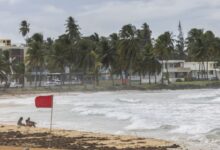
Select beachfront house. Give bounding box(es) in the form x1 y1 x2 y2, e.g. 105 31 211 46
158 60 220 83
184 61 219 80
160 60 191 82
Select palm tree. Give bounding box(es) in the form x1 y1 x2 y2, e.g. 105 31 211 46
65 17 81 75
0 51 10 89
154 32 174 84
137 23 152 49
77 38 96 86
19 20 30 39
65 16 80 41
136 23 153 84
26 33 45 87
89 33 100 42
90 50 102 86
118 24 140 85
108 33 121 85
47 36 69 74
99 37 113 84
186 29 206 79
203 31 215 79
213 37 220 79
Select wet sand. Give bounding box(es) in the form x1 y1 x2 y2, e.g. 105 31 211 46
0 125 180 150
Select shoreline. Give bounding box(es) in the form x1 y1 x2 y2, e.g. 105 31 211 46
0 124 180 150
1 80 220 96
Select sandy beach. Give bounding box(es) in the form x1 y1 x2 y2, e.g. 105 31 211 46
0 124 180 150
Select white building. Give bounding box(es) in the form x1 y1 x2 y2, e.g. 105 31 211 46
160 60 219 82
0 39 11 47
184 61 218 80
160 60 191 82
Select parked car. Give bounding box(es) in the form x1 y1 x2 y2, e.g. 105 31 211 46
9 82 22 88
210 77 218 81
44 79 61 87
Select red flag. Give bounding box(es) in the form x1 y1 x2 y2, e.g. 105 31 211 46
35 95 53 108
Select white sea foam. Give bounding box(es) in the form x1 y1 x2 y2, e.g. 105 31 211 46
125 117 159 131
171 125 211 134
211 97 220 103
0 98 34 105
178 93 217 100
116 98 141 103
0 89 220 149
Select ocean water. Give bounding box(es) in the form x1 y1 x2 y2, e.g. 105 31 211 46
0 89 220 149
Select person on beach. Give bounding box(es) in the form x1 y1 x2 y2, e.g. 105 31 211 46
25 117 36 127
17 117 25 126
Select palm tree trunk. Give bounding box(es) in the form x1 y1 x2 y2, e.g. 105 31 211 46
215 68 218 80
38 68 42 87
110 72 115 86
93 73 96 88
129 64 132 86
96 72 99 86
34 67 38 88
202 61 205 79
165 60 170 84
198 62 201 80
120 71 124 85
148 72 151 84
206 60 209 80
84 73 87 89
30 73 32 86
161 60 164 84
139 72 142 85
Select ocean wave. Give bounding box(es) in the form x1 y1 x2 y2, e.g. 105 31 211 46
0 98 34 105
178 92 219 100
171 125 211 134
125 118 159 131
159 125 177 130
116 98 141 103
206 128 220 139
71 106 131 120
211 97 220 103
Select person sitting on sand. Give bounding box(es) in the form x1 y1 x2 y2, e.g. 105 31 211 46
17 117 25 126
25 117 36 127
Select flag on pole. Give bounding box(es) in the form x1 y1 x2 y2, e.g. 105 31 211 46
35 95 54 133
35 95 53 108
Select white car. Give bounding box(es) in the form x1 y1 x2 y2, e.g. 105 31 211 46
10 82 22 88
44 79 61 86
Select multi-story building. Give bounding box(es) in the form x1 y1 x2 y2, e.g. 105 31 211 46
0 39 11 47
160 60 191 82
160 60 219 82
0 38 26 65
0 38 27 86
184 61 218 80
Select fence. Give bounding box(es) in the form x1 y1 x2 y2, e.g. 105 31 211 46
2 72 196 90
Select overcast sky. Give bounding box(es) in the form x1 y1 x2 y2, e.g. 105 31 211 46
1 0 220 43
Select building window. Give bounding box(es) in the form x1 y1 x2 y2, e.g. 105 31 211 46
169 64 174 68
209 71 214 75
174 63 180 68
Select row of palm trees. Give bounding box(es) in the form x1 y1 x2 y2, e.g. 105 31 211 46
3 17 220 87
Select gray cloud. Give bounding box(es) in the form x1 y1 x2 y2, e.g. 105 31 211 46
0 0 219 43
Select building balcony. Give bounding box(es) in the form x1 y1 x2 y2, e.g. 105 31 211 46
162 67 191 73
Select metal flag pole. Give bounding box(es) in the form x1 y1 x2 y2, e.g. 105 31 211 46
49 95 54 133
50 106 53 133
48 96 54 149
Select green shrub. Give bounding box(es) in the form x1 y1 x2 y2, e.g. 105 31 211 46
176 79 183 82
